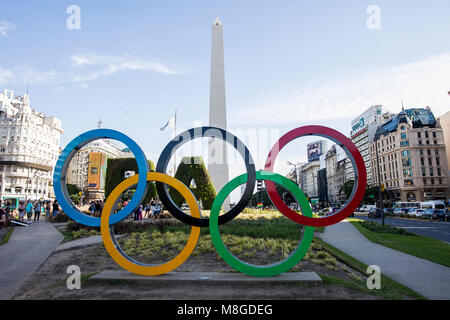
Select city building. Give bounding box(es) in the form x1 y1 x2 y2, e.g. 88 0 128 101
438 110 450 178
66 139 130 201
345 105 394 185
370 107 449 203
325 145 347 204
299 160 320 200
0 89 63 204
307 140 328 162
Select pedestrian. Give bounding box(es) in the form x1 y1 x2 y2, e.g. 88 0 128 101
45 201 51 221
26 201 34 223
94 200 101 217
34 201 41 222
153 201 162 220
52 200 60 217
0 206 6 230
144 202 151 219
18 202 26 222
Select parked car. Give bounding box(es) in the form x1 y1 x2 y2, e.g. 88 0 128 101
393 208 409 216
368 208 382 218
408 208 425 218
383 208 394 216
423 209 446 221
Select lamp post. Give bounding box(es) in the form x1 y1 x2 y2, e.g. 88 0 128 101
286 161 305 210
375 136 385 226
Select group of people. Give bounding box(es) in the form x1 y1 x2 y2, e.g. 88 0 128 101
88 200 104 217
134 200 162 221
0 200 61 227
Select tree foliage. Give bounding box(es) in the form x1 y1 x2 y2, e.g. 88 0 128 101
66 184 80 196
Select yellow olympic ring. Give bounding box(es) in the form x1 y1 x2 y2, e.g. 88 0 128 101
101 172 201 276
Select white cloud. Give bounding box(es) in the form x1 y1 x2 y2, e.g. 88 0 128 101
69 53 177 84
232 53 450 124
0 20 16 38
0 53 177 88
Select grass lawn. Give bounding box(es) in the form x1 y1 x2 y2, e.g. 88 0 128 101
0 227 15 246
348 219 450 268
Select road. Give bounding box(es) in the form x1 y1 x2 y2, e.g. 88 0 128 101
355 213 450 243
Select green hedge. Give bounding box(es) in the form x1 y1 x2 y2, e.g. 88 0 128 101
169 156 217 209
104 158 157 204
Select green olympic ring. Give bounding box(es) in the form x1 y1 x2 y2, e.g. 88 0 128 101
209 171 315 277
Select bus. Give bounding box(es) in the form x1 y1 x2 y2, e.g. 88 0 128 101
393 202 421 210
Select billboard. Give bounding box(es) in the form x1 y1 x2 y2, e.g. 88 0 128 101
307 141 324 162
87 152 108 190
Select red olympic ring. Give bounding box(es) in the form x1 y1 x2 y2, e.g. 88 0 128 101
264 125 367 227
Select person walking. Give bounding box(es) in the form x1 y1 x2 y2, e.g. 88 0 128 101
45 201 51 221
34 201 42 222
26 201 34 223
94 200 101 217
144 203 151 219
52 200 60 217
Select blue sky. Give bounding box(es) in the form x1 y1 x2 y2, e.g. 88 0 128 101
1 0 450 199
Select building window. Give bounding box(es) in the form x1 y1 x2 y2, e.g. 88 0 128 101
428 158 432 166
425 131 429 138
430 168 433 176
401 150 411 156
436 157 440 166
403 169 412 177
437 168 441 176
401 132 407 140
418 132 422 138
422 168 426 176
404 179 414 186
419 149 424 156
427 149 431 156
439 178 443 185
402 158 411 167
400 141 409 146
421 158 424 166
423 179 427 185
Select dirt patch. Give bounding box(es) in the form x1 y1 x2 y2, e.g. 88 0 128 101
13 244 380 300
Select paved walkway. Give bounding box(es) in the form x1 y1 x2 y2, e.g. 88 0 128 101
0 221 63 300
322 220 450 300
55 234 123 252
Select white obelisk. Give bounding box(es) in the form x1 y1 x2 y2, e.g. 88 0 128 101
208 17 230 210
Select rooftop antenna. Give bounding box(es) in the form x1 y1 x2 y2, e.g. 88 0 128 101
96 118 103 129
401 98 405 112
26 81 30 95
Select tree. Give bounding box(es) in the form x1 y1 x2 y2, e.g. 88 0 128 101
66 184 80 196
339 180 354 200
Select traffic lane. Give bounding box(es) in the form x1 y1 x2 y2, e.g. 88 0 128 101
355 215 450 244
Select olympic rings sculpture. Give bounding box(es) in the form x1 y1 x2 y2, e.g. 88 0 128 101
53 126 366 277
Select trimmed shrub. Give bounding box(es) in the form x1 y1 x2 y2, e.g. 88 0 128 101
168 156 217 210
104 158 157 203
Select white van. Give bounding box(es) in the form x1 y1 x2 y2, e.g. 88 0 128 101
420 201 446 210
360 205 376 212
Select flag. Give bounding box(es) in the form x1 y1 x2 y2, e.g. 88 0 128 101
160 116 175 132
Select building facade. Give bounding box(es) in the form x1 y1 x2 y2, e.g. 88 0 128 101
345 105 394 185
438 110 450 178
0 89 63 203
370 107 449 203
325 145 347 204
299 160 320 199
66 139 130 200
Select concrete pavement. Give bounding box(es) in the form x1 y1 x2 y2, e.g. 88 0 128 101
322 220 450 300
0 221 63 300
